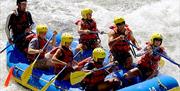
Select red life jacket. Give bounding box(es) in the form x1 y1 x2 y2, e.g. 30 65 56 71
75 19 99 40
27 36 47 62
9 10 33 36
109 24 131 52
54 46 73 68
138 42 164 70
82 57 108 85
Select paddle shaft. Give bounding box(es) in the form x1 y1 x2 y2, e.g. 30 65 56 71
89 31 107 34
0 44 11 54
154 51 180 67
73 49 82 59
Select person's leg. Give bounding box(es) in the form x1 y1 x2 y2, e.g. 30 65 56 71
103 77 122 91
34 59 49 70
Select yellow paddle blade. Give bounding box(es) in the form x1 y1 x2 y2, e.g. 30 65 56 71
168 87 180 91
70 71 91 85
21 63 34 84
159 58 165 68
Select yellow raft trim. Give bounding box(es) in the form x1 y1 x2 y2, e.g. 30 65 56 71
13 77 39 91
14 66 67 91
168 87 180 91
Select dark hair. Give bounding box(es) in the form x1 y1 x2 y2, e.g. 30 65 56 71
17 0 27 5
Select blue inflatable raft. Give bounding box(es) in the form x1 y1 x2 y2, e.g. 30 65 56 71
6 31 179 91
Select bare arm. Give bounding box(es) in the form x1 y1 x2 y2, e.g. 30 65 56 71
52 49 67 66
108 31 124 47
28 38 42 54
129 33 141 50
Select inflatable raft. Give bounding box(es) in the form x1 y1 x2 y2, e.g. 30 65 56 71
6 31 179 91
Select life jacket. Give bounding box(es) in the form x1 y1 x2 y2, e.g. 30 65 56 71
75 19 99 41
54 46 73 69
109 24 131 52
82 57 108 85
27 36 47 62
9 9 33 36
138 42 164 70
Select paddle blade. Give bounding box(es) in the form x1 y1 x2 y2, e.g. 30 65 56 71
21 64 33 84
70 71 90 85
159 58 165 68
4 67 14 87
168 87 180 91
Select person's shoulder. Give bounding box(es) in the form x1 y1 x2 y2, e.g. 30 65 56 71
30 37 38 43
26 11 32 15
75 19 83 25
8 11 16 17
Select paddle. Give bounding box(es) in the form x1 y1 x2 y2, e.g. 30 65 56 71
159 58 165 68
41 65 66 91
4 67 14 87
40 49 83 90
0 44 12 54
70 63 115 85
21 34 55 84
153 51 180 68
89 31 107 34
130 43 137 58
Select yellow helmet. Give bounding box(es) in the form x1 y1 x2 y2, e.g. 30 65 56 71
150 32 163 43
81 8 93 19
93 48 106 62
36 24 48 34
61 33 73 46
114 17 125 25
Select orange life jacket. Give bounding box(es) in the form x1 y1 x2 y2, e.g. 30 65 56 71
81 57 108 85
75 19 99 41
138 42 164 70
27 36 47 62
109 24 131 52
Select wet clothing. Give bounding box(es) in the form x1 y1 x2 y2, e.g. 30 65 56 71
137 42 165 80
53 46 74 80
6 9 34 51
75 19 99 50
109 24 132 66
